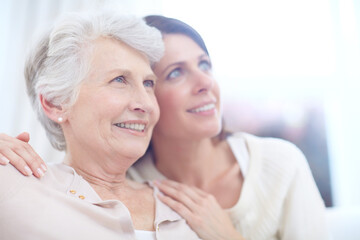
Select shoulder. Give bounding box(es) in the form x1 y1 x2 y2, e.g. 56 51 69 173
239 132 302 154
0 163 71 202
234 132 312 192
238 132 307 169
0 163 35 184
0 164 36 201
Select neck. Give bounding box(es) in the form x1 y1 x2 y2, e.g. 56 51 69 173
63 147 137 198
151 134 226 188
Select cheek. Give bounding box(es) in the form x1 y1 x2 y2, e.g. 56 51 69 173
213 81 221 98
77 91 124 121
212 82 221 108
151 96 160 124
155 86 184 115
94 95 121 117
70 100 106 128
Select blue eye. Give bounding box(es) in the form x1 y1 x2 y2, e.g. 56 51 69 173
167 68 182 80
199 61 211 71
112 76 126 83
144 80 155 88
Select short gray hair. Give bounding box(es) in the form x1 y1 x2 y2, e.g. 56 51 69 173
25 11 164 151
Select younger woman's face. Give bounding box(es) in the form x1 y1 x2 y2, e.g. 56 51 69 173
152 34 221 141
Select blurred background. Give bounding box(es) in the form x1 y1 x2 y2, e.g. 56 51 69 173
0 0 359 237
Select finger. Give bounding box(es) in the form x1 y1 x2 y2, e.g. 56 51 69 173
0 153 10 165
191 186 208 198
1 133 47 177
159 180 220 213
155 181 201 212
157 193 195 220
0 149 33 176
16 132 30 142
17 142 47 176
0 141 45 178
159 180 204 203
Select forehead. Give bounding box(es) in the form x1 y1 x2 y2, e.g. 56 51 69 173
89 37 153 75
152 34 207 73
162 34 206 57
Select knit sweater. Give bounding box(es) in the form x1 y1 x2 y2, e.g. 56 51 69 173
128 133 329 240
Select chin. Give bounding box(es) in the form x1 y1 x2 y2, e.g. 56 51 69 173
206 128 222 138
122 151 146 163
206 119 222 135
193 123 222 139
121 143 149 160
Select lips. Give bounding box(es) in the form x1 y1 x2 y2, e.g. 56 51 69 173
187 103 216 113
114 121 147 132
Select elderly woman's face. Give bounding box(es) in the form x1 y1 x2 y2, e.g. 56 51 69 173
152 34 221 140
64 38 159 160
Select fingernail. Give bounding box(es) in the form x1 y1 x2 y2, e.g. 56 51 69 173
37 168 44 177
24 166 33 175
41 164 47 172
0 156 10 165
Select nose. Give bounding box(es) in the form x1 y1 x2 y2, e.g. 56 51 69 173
129 86 156 114
192 70 214 94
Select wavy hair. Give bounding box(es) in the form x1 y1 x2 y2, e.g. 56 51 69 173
25 11 164 151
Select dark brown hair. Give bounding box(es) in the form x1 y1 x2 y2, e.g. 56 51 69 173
144 15 209 56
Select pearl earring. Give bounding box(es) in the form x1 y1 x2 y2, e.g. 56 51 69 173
58 117 63 123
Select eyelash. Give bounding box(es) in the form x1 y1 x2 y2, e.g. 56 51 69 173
143 80 155 88
111 76 155 89
199 60 212 71
111 76 126 84
166 68 182 80
166 60 212 80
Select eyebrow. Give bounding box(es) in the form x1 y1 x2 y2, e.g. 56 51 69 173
103 68 129 80
145 73 157 82
160 53 209 76
160 62 183 76
103 68 156 82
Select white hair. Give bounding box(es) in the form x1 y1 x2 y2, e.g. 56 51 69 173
25 11 164 151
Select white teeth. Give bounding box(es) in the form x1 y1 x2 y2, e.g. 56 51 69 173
190 103 215 113
115 123 146 132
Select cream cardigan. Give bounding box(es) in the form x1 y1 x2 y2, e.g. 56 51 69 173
128 133 330 240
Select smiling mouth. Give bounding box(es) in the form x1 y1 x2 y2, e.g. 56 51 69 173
114 123 146 132
188 103 216 113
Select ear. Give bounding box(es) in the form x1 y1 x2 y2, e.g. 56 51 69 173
40 94 66 123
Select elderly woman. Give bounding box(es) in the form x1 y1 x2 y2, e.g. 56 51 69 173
0 12 200 240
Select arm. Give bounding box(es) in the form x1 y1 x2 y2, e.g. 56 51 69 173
154 180 245 240
278 149 330 240
0 132 46 178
